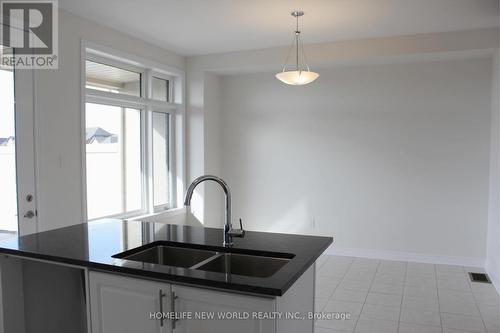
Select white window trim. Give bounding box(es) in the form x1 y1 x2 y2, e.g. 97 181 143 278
80 40 186 222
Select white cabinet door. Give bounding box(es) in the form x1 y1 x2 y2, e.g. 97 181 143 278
171 285 275 333
89 271 172 333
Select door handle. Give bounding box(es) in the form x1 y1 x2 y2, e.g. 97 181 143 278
24 210 35 218
159 289 166 327
171 291 179 330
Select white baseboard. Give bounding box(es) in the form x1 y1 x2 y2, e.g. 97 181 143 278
324 244 485 268
485 267 500 294
489 272 500 294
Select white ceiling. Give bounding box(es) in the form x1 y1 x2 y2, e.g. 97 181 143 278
60 0 499 56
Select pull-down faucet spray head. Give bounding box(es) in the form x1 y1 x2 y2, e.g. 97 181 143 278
184 175 244 246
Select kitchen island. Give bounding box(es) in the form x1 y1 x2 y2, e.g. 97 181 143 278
0 217 332 333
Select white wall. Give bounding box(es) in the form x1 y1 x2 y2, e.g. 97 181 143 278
203 73 224 226
487 49 500 287
217 58 492 263
186 29 498 265
33 11 185 231
185 67 206 223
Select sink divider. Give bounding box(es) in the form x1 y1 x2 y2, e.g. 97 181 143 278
189 253 224 270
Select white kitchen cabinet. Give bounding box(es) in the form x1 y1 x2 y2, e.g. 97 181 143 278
89 271 275 333
89 271 173 333
88 265 314 333
171 284 276 333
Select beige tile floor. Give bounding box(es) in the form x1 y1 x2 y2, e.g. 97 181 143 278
315 255 500 333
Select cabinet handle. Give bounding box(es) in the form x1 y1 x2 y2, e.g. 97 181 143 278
171 291 179 330
159 289 166 327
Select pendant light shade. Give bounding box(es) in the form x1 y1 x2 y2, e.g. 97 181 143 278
276 11 319 86
276 70 319 85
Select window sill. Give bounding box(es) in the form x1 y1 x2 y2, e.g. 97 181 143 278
129 207 186 222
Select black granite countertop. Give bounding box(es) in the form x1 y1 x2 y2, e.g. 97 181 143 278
0 218 332 296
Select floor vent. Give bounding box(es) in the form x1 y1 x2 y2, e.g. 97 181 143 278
469 272 492 283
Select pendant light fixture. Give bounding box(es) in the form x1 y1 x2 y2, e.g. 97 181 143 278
276 11 319 85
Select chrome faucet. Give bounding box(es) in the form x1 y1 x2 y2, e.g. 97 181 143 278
184 175 245 247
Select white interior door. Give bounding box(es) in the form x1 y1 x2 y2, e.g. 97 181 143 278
14 68 38 235
0 46 38 236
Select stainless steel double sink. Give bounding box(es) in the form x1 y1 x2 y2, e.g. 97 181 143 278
113 243 294 278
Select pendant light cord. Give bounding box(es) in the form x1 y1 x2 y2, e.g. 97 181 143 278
299 35 310 72
282 34 297 72
295 13 300 71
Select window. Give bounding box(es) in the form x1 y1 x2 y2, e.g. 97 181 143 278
84 50 181 220
152 112 169 208
85 104 142 219
152 77 169 101
86 60 141 97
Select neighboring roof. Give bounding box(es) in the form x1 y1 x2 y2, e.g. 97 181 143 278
0 136 14 146
86 127 112 140
86 127 118 144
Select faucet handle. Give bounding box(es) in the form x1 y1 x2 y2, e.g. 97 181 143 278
228 218 245 238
